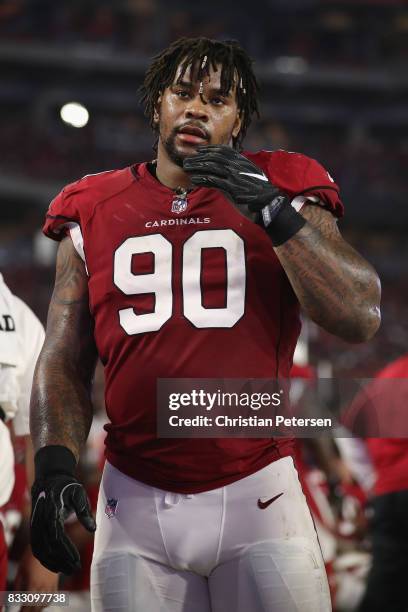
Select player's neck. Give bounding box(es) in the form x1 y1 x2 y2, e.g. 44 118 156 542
155 146 193 191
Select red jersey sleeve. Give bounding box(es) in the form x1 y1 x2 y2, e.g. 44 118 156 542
300 156 343 218
43 181 83 241
43 168 133 241
246 150 344 218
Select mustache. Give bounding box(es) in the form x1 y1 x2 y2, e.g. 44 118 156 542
175 122 210 141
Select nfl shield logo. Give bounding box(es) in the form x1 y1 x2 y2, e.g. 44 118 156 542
105 498 118 518
171 196 188 214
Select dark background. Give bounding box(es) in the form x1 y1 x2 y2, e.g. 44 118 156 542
0 0 407 375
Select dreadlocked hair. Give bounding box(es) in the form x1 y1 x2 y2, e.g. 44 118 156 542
139 37 260 150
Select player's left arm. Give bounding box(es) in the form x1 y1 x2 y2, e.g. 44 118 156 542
275 203 381 343
184 145 381 343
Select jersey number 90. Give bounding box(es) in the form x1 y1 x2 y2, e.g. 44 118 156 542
113 229 246 334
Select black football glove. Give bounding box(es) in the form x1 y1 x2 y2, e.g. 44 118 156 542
183 145 305 245
30 446 96 575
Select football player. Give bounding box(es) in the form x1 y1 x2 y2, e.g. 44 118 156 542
30 38 381 611
347 355 408 612
0 273 58 611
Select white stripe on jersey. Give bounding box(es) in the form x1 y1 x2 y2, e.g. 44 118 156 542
67 223 89 275
291 195 320 212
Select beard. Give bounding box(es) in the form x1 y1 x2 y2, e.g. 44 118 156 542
161 127 189 168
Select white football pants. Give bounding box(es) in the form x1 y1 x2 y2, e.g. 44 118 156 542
91 457 331 612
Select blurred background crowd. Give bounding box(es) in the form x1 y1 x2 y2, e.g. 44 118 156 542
1 0 407 375
0 0 407 610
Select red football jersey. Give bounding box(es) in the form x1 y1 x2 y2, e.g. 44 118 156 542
365 355 408 496
43 149 342 493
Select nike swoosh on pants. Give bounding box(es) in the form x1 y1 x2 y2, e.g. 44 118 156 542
257 492 284 509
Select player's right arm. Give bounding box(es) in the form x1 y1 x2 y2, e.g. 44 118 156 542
30 236 97 458
29 237 98 575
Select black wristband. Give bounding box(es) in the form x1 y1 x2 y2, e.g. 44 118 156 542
264 203 306 247
0 405 6 422
34 445 77 480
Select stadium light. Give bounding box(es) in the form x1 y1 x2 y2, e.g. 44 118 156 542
60 102 89 128
274 56 308 75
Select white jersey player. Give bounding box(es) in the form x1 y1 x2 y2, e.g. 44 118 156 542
0 273 45 502
0 273 45 592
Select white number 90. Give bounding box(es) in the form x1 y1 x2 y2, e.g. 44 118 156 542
114 229 246 334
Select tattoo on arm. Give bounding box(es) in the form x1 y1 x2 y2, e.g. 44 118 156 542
30 237 98 460
53 243 89 306
274 204 381 342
